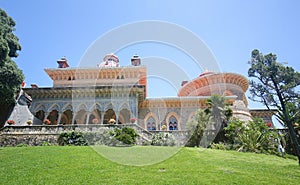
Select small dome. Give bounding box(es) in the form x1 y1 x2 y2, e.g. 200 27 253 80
98 53 120 68
199 70 215 77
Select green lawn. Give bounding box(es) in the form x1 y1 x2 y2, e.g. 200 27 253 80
0 146 299 185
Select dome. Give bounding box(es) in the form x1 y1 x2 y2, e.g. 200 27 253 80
98 53 120 68
199 70 215 77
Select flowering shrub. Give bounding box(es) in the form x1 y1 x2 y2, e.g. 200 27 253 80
266 122 272 127
7 120 15 125
151 132 176 146
44 119 51 125
130 118 136 123
109 118 115 124
92 118 98 124
27 120 33 125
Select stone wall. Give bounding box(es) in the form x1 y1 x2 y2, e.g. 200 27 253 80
0 124 194 147
0 134 59 147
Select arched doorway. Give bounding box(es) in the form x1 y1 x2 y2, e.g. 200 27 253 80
74 109 87 124
88 109 101 124
60 110 73 125
47 110 59 125
35 110 45 121
119 108 131 124
103 109 116 124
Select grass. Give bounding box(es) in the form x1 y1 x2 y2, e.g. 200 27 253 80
0 146 299 185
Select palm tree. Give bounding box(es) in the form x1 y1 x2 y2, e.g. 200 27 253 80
205 94 232 143
186 109 213 147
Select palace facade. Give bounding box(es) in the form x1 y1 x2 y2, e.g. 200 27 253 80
22 54 272 131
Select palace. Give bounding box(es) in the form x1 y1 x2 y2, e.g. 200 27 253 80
19 53 274 131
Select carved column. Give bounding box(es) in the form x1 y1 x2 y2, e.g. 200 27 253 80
71 111 77 125
100 112 105 125
44 112 50 122
85 112 91 125
57 112 63 125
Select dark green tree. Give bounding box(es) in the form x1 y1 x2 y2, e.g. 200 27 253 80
248 49 300 164
0 8 24 127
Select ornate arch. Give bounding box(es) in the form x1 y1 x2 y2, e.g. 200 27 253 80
144 112 159 131
76 103 88 112
118 102 131 112
33 104 46 113
48 103 60 113
166 112 180 131
89 103 103 112
62 103 73 112
104 103 115 112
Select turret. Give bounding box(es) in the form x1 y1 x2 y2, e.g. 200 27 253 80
131 54 141 66
57 57 69 68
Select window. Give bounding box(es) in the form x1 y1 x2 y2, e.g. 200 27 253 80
169 116 178 130
146 116 156 131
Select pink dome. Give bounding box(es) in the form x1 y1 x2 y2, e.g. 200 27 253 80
199 70 215 77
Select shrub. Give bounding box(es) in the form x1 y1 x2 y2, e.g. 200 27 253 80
113 127 138 145
58 131 88 146
44 119 51 125
210 142 227 150
16 143 28 147
26 120 33 125
40 141 52 146
224 118 279 154
7 120 15 125
151 132 176 146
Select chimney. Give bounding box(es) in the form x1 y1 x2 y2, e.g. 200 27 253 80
57 56 69 68
181 81 188 86
131 55 141 66
31 84 38 88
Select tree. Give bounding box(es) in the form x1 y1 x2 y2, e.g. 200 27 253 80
186 109 213 147
248 49 300 164
205 94 232 143
0 8 24 127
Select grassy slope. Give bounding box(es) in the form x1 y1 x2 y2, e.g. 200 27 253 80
0 146 299 185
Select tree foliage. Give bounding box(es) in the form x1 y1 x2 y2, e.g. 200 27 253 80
248 49 300 163
186 109 213 147
186 95 232 147
248 49 300 125
0 8 24 127
205 94 233 143
225 118 279 154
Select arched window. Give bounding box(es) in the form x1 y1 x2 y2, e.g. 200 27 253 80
169 116 178 131
146 116 156 131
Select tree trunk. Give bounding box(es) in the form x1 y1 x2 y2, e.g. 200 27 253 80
286 119 300 165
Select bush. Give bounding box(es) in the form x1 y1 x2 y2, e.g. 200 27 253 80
224 118 280 154
16 143 28 147
40 141 52 146
58 127 138 146
210 142 227 150
58 131 88 146
82 128 119 146
151 132 176 146
113 127 138 145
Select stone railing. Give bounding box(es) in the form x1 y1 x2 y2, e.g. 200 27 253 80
0 124 154 146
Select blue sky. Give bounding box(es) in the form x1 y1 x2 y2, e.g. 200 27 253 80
1 0 300 109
